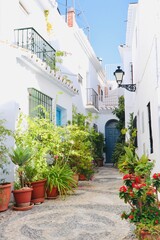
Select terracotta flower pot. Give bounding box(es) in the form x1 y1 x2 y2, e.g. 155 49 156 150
12 187 33 208
79 174 87 181
46 186 58 199
31 179 46 204
72 173 79 186
0 183 12 212
140 230 151 239
140 230 160 240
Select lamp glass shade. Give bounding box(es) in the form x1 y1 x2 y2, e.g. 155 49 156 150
114 66 125 85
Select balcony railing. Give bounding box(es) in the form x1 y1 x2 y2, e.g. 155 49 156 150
86 88 99 111
14 27 56 70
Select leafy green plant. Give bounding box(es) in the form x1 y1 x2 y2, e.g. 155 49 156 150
46 163 77 198
0 119 12 183
119 149 160 239
118 146 139 174
112 95 125 143
111 142 126 166
135 155 155 179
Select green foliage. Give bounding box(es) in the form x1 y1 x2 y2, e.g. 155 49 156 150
91 131 104 159
112 96 125 143
9 146 33 188
135 155 155 179
112 112 137 166
0 119 12 183
111 143 126 166
14 109 95 183
119 148 160 239
118 146 139 174
14 112 53 182
9 146 32 167
46 163 77 198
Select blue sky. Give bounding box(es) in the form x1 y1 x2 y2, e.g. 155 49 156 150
58 0 137 65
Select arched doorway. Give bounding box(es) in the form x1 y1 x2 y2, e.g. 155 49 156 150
105 119 120 163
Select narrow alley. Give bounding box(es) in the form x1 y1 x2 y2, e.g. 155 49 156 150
0 166 136 240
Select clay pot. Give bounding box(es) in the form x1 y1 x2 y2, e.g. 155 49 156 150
12 187 33 208
30 179 46 204
46 186 58 199
72 173 79 186
79 174 87 181
0 183 12 212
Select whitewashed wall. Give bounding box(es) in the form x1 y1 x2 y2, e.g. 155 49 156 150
122 1 160 172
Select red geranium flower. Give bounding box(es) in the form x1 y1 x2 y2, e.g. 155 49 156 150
132 183 146 189
129 215 134 219
123 174 131 180
119 186 128 192
153 173 159 179
135 176 141 184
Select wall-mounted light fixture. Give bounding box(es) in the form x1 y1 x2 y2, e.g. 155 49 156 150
113 66 136 92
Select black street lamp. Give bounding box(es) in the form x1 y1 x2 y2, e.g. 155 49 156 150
113 66 136 92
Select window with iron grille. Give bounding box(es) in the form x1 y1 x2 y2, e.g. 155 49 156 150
28 88 52 121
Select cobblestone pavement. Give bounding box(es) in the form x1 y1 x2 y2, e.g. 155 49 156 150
0 166 137 240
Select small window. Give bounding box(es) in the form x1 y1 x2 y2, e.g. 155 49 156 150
147 102 153 153
133 116 138 148
101 90 103 101
93 123 98 132
28 88 52 121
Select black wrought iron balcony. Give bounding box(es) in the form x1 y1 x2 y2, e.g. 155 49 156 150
86 88 99 112
14 27 56 70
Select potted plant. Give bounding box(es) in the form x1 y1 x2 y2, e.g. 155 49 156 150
0 119 12 212
9 145 33 210
45 162 77 199
119 150 160 239
93 131 105 167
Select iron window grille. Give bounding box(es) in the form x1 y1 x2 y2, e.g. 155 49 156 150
28 88 52 121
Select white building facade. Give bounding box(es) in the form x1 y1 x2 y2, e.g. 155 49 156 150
0 0 120 181
120 0 160 171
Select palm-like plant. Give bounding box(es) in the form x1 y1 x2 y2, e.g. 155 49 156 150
10 146 32 188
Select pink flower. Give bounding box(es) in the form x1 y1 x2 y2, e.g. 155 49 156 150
54 155 59 160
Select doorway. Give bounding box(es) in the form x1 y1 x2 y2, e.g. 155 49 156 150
105 120 120 163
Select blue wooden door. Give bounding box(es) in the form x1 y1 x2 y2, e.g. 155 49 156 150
105 120 120 163
56 107 61 126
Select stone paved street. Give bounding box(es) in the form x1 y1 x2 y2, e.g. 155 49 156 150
0 166 137 240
